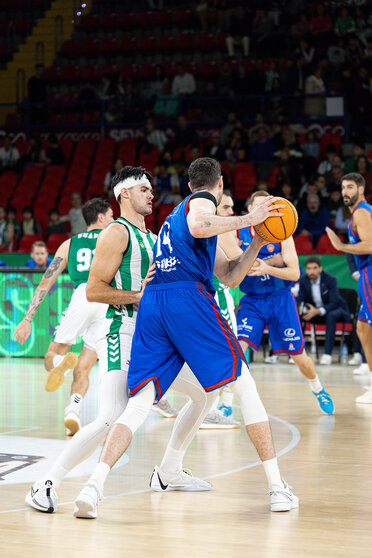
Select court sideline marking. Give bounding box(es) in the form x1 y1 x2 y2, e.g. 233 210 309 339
0 414 300 515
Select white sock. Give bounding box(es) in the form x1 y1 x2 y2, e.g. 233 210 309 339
221 388 234 407
307 375 323 394
160 446 185 475
40 463 68 490
88 462 110 495
53 354 64 368
70 393 83 407
262 457 283 488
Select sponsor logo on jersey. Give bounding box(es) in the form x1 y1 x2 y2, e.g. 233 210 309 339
284 328 296 337
156 257 181 272
239 318 253 331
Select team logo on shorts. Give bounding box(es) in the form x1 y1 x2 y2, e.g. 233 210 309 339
288 343 295 351
267 244 275 252
284 328 296 337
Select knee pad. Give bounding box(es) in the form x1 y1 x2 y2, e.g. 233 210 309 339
115 382 155 435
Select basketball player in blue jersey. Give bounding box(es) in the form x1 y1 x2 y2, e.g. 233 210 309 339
326 173 372 403
74 157 298 518
235 191 334 415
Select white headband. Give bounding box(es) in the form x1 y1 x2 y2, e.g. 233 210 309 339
114 175 151 199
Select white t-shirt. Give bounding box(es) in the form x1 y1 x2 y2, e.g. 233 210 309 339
172 73 196 96
0 146 20 166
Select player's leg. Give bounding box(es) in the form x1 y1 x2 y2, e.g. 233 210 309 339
25 319 132 513
151 364 218 491
44 341 78 392
64 346 97 436
269 291 334 415
355 320 372 403
228 362 298 511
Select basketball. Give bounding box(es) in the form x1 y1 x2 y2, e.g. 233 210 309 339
253 197 298 243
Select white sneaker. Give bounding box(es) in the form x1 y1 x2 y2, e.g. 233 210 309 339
150 465 212 492
288 357 295 364
200 409 241 429
353 363 370 375
25 480 57 513
356 389 372 404
152 398 178 418
264 355 279 364
320 354 332 365
269 478 299 512
64 402 81 436
349 352 362 366
73 480 101 519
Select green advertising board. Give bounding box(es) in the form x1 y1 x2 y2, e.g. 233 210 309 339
0 270 82 358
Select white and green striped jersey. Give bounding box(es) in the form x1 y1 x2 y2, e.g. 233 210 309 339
107 217 157 320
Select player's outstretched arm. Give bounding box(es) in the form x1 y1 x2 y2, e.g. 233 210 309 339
187 196 284 238
326 209 372 254
247 237 300 281
14 240 70 344
214 234 266 288
86 224 155 305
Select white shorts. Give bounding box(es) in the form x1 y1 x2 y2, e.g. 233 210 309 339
214 286 237 335
96 317 136 380
53 283 108 351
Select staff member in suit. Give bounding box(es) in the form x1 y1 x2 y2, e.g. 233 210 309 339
298 256 351 364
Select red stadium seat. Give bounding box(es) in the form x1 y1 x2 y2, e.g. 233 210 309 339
220 162 232 184
120 37 137 52
196 34 215 50
82 64 100 81
82 39 99 55
100 13 117 29
60 39 80 55
18 234 43 252
101 38 119 54
177 34 195 51
232 163 257 200
319 132 342 159
138 145 159 174
138 36 156 52
294 234 316 254
157 36 176 51
117 12 136 28
157 203 176 229
198 60 217 76
316 233 343 254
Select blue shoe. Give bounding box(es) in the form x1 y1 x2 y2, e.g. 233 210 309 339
218 404 233 417
312 388 335 415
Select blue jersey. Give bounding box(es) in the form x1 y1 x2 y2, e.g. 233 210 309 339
239 226 292 295
152 193 217 294
348 200 372 271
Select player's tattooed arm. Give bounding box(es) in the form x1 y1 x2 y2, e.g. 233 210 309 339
14 241 69 344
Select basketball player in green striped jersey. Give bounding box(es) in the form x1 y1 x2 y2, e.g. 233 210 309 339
14 199 113 435
201 190 242 429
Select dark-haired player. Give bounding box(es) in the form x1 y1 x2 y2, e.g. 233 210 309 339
75 157 298 519
326 172 372 403
236 191 334 415
15 199 113 434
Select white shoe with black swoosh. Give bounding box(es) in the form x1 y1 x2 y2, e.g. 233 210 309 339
150 465 212 492
269 478 298 512
25 480 57 513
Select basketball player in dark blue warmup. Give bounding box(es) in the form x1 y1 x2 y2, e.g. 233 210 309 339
326 173 372 403
74 158 298 518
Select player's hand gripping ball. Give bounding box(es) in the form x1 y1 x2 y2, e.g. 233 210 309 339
254 197 298 242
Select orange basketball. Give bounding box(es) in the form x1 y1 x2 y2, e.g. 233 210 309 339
253 197 298 243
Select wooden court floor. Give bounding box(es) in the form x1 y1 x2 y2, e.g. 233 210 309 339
1 356 372 558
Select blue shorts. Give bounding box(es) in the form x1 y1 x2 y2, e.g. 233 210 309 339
237 289 305 355
128 282 247 402
358 265 372 326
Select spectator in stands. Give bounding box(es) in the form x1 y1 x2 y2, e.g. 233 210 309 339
0 136 20 172
325 163 344 191
104 158 124 199
98 74 112 100
0 206 14 251
17 206 43 246
225 6 250 58
150 64 168 98
297 193 330 248
345 36 363 64
248 58 266 94
310 5 332 42
334 204 350 235
24 241 53 269
158 150 176 175
204 132 225 160
226 129 248 164
154 164 182 207
295 39 315 76
298 256 351 364
251 9 274 55
327 187 343 219
46 208 67 240
302 130 320 159
250 126 275 162
265 61 279 92
45 134 65 165
304 66 326 117
291 12 310 41
318 145 337 174
355 155 372 195
335 7 356 37
217 61 232 95
172 64 196 96
273 128 303 161
344 142 365 172
6 206 19 247
174 115 198 148
21 136 47 169
27 63 47 124
171 160 190 199
328 37 346 75
153 81 179 120
145 118 167 152
232 64 250 95
220 112 237 145
61 192 86 236
279 182 297 205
